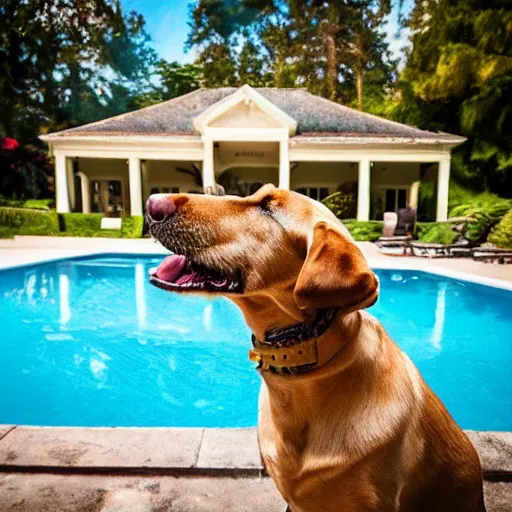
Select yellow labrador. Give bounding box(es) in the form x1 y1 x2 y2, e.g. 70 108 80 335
147 185 485 512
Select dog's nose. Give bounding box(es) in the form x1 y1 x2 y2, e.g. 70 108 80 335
145 194 177 222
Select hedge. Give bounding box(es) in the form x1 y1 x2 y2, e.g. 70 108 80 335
0 207 59 238
58 213 144 238
340 219 462 244
0 196 54 210
488 209 512 248
0 209 143 239
341 220 383 242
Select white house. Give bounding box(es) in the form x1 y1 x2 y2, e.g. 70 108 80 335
40 85 465 221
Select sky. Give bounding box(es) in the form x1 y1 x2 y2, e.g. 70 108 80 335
120 0 413 66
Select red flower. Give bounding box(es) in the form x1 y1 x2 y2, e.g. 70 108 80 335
2 137 20 150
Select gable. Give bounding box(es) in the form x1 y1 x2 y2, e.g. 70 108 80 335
193 85 298 136
209 101 283 129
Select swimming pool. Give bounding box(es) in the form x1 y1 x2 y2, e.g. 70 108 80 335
1 255 511 430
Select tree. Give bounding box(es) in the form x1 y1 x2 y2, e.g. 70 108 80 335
133 60 202 109
186 0 396 108
0 0 157 143
396 0 512 193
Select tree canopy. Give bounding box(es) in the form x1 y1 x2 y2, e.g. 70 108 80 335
0 0 157 143
392 0 512 193
1 0 510 197
186 0 397 109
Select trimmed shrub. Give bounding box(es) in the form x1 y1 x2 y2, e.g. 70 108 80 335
488 209 512 248
322 191 357 219
58 213 144 238
341 220 383 242
22 198 54 210
0 207 59 238
415 222 459 244
0 196 54 209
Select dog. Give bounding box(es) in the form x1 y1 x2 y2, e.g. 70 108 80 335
146 184 486 512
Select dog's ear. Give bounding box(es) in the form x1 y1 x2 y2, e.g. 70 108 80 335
293 221 379 315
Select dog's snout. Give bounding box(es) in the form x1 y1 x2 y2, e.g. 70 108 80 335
146 194 177 222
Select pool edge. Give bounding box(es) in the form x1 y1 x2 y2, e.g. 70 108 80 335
1 249 511 292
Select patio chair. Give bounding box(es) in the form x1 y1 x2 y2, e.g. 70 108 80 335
377 208 416 255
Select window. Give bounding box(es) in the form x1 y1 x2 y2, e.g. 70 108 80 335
384 188 407 213
149 187 180 194
295 187 329 201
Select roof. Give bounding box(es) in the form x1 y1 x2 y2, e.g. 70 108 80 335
42 87 464 142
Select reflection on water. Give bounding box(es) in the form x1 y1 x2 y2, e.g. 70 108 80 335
431 283 447 350
1 256 257 428
1 259 512 430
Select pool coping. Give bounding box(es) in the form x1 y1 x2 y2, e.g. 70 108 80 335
0 425 510 481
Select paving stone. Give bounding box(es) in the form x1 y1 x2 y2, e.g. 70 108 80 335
0 473 510 512
466 431 512 473
0 427 204 469
0 473 286 512
197 428 262 470
101 489 153 512
0 425 15 441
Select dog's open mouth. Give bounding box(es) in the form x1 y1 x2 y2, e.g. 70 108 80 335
149 254 243 293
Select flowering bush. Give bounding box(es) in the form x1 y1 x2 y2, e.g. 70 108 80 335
0 138 54 200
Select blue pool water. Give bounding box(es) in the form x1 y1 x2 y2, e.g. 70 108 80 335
1 255 511 430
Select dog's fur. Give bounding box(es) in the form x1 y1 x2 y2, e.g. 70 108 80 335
149 184 486 512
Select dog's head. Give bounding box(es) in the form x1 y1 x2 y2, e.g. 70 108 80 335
147 184 378 318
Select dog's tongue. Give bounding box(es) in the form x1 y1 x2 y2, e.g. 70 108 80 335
156 255 186 282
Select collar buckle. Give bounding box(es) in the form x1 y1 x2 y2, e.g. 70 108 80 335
249 338 318 371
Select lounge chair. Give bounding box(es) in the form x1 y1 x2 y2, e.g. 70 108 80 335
409 238 471 258
471 246 512 264
408 216 476 258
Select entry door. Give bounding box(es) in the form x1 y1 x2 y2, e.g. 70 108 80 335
385 188 407 213
90 180 124 215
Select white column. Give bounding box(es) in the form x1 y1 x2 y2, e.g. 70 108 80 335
55 154 70 213
409 180 421 210
202 138 215 193
66 158 76 211
77 172 90 213
357 159 371 221
128 157 142 216
279 140 290 189
436 159 451 221
141 160 149 204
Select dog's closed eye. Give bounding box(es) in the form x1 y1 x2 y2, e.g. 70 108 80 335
258 195 276 213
